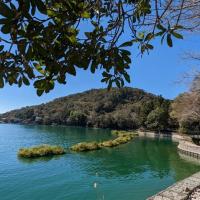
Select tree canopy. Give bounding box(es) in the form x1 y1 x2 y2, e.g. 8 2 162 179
171 71 200 135
0 0 199 95
0 87 175 131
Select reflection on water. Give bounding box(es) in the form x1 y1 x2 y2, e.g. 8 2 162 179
0 124 200 200
76 138 200 181
179 152 200 165
18 154 63 164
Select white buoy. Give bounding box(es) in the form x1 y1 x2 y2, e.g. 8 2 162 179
94 182 97 188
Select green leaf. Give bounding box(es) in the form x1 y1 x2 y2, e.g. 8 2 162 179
85 32 91 39
119 41 133 47
37 89 44 96
123 73 130 83
68 35 77 44
81 11 90 18
34 64 45 75
101 77 109 83
116 79 121 88
22 76 30 85
91 60 96 73
167 34 173 47
0 45 4 52
34 79 46 90
102 71 112 78
0 3 13 18
0 75 4 88
1 24 11 34
66 65 76 76
171 32 183 39
120 49 131 56
49 80 54 90
122 54 131 63
35 0 47 14
161 35 165 44
25 66 35 79
108 80 112 90
174 25 184 30
26 45 33 59
155 31 165 37
30 0 36 15
0 18 8 25
145 33 154 41
121 79 124 87
146 44 154 50
18 77 22 88
138 32 145 39
18 39 27 54
157 24 166 31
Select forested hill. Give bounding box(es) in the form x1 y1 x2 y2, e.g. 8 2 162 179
0 88 176 131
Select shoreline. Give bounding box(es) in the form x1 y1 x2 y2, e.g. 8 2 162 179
1 123 200 199
140 131 200 200
147 171 200 200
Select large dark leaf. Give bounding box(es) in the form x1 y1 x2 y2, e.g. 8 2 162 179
0 3 13 18
167 34 173 47
1 23 11 34
35 0 47 14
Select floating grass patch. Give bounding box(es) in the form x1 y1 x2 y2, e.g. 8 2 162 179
70 142 100 152
71 132 137 152
18 144 65 158
111 130 138 137
99 140 118 148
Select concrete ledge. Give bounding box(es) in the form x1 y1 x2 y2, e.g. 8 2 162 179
144 132 200 199
178 141 200 159
137 131 189 142
147 172 200 200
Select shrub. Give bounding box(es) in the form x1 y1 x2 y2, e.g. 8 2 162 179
18 144 65 158
111 130 137 137
71 131 137 152
99 140 118 147
70 142 100 152
179 118 200 135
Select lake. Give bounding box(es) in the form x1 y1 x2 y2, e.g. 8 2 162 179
1 124 200 200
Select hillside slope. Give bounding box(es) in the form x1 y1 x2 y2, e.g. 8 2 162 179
0 88 176 131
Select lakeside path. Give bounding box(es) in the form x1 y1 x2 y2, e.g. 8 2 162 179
147 171 200 200
138 131 200 200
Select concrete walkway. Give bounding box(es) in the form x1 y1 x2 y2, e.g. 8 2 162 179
147 171 200 200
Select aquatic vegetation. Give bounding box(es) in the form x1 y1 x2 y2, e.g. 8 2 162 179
71 132 137 152
99 140 118 148
111 130 119 135
111 130 138 137
18 145 65 158
70 142 100 152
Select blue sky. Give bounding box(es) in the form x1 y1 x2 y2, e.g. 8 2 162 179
0 30 199 114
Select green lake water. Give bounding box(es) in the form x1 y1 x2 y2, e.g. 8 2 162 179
1 124 200 200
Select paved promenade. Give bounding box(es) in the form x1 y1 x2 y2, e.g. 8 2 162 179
147 171 200 200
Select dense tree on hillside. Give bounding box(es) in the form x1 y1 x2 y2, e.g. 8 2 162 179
0 0 200 95
0 88 174 131
170 51 200 135
171 72 200 134
145 107 169 131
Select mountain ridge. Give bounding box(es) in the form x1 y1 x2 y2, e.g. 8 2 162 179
0 87 176 131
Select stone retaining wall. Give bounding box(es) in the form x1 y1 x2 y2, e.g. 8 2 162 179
147 171 200 200
137 131 190 142
178 141 200 159
145 132 200 199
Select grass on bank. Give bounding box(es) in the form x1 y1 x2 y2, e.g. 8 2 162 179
18 144 65 158
70 130 138 152
70 142 100 152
